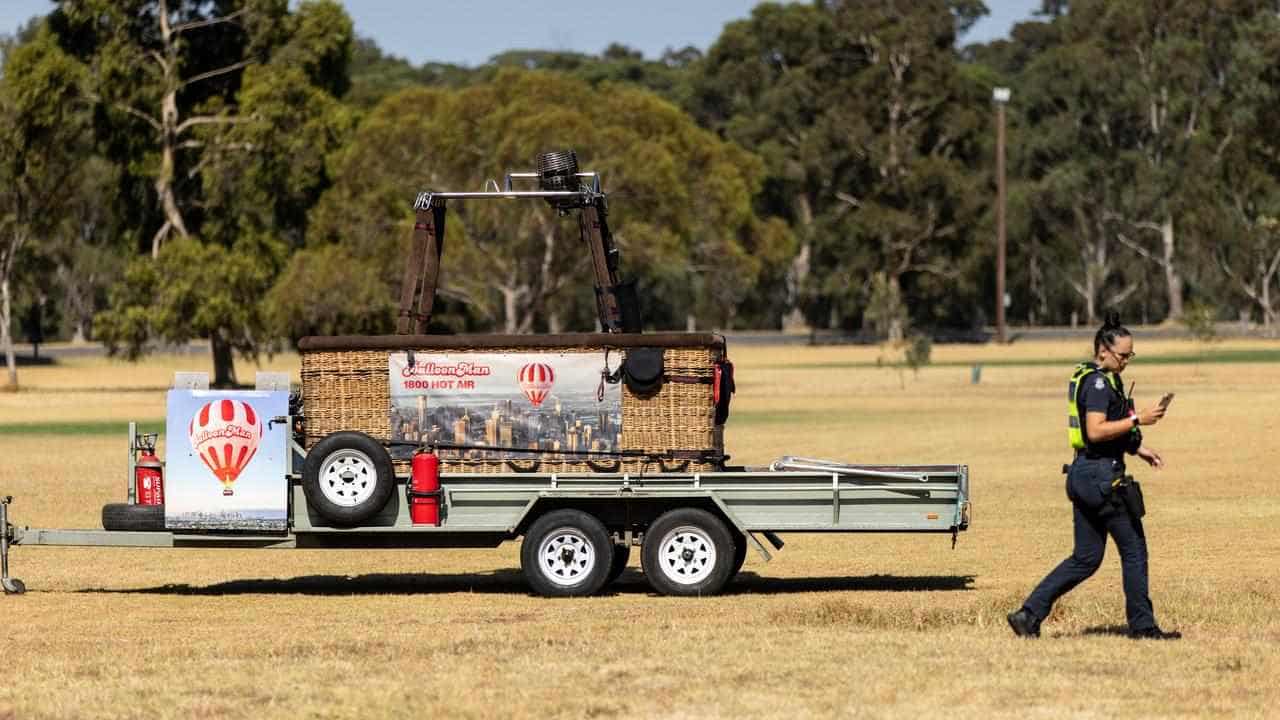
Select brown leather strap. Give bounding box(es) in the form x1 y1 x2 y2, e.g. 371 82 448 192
665 374 713 385
397 203 447 334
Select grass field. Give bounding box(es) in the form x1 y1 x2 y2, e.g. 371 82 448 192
1 338 1278 719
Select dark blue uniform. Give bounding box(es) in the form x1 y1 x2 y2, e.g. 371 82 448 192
1022 370 1157 632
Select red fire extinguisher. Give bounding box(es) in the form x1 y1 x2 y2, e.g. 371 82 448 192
409 450 441 526
135 433 164 506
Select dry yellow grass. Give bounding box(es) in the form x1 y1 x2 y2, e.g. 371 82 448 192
2 338 1278 719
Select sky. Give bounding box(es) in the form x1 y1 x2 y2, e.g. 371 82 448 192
2 1 1041 66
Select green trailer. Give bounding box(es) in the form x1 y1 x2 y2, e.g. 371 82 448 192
2 442 969 597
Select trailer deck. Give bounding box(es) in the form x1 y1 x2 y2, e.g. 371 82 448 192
2 461 968 594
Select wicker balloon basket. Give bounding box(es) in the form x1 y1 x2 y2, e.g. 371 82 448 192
297 333 727 474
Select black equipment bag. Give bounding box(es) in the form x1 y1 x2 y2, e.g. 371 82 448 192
714 359 735 425
623 347 665 397
1122 479 1146 519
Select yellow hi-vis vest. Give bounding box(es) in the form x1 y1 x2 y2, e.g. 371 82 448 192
1067 362 1120 450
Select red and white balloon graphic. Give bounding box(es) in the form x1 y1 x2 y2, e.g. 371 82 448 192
517 362 555 407
188 399 263 496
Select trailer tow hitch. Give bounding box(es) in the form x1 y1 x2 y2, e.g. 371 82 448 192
1 496 25 595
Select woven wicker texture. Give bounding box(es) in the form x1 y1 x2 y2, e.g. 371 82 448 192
300 344 722 474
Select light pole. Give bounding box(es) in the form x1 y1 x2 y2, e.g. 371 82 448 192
992 86 1011 344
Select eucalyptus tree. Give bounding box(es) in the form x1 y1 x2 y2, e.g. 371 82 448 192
295 69 790 336
812 0 989 336
1207 10 1280 329
688 2 838 329
85 0 355 386
0 27 87 387
50 0 276 256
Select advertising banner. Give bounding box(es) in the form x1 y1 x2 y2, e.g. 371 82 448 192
164 390 289 531
388 352 622 460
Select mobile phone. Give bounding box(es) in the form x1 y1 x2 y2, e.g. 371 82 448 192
1158 392 1175 409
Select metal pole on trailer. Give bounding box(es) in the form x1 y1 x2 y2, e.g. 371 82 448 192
127 421 137 504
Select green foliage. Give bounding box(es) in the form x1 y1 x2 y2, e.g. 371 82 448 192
270 0 353 97
1181 301 1219 344
0 25 92 384
864 273 907 342
344 36 471 110
95 234 284 358
265 244 395 339
9 0 1280 349
200 62 355 245
690 1 989 331
302 68 791 333
904 333 933 371
43 0 356 381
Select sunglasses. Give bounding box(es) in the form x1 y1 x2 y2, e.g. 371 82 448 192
1107 346 1136 361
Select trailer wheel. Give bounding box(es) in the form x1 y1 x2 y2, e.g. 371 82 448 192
606 543 632 585
521 510 612 597
641 508 734 597
101 503 165 531
302 432 395 526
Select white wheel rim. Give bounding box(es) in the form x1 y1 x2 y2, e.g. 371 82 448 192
658 525 717 585
537 528 597 587
318 449 378 507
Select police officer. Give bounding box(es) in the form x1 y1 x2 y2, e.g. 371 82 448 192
1007 313 1181 640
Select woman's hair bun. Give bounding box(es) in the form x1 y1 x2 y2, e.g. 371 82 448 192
1104 311 1122 329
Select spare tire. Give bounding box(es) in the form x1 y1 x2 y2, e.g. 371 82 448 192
102 503 165 531
302 431 396 526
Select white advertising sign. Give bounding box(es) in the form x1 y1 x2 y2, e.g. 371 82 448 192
388 352 622 460
164 389 289 531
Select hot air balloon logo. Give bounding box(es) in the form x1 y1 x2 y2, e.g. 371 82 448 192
188 399 263 496
517 362 555 407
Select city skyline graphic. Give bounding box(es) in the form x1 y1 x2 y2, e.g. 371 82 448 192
388 353 622 461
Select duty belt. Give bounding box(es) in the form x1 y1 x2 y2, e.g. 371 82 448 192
1074 449 1121 462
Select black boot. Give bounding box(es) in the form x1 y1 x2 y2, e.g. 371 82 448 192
1007 608 1041 638
1129 626 1181 640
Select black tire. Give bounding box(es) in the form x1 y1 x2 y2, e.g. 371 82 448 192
101 503 165 531
521 509 613 597
729 533 748 580
302 431 396 526
641 508 735 597
606 543 632 585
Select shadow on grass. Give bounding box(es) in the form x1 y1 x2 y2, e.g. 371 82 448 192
1080 624 1133 637
80 569 533 596
79 569 976 597
712 571 976 595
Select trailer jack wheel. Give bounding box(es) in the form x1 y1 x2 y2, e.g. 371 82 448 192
2 497 25 594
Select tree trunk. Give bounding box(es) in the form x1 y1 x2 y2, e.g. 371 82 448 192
211 332 237 388
1264 281 1275 329
887 274 905 343
500 286 519 334
1161 215 1183 321
151 88 188 257
1 276 16 389
782 194 813 331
